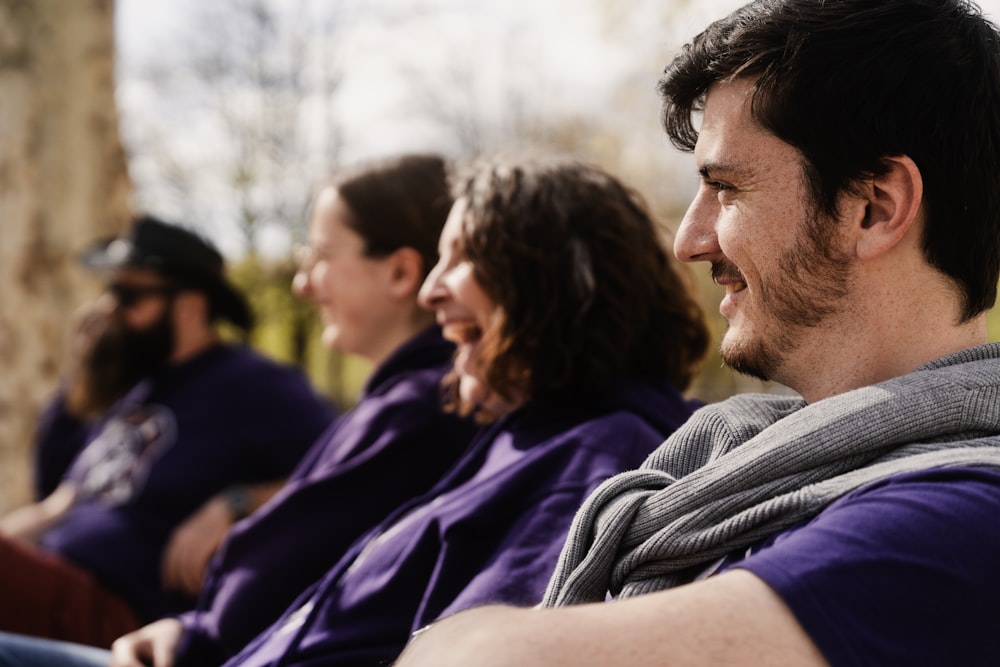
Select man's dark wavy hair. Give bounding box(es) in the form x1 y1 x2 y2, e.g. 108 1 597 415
447 158 709 414
659 0 1000 320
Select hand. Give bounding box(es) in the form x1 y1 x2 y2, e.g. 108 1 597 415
69 305 109 361
161 481 285 596
63 305 111 418
0 483 77 543
109 617 183 667
161 496 232 596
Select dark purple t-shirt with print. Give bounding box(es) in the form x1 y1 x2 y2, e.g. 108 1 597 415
40 344 334 622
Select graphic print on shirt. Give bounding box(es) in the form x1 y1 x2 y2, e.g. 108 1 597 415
71 404 177 505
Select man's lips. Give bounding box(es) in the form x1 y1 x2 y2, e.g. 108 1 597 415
711 262 747 294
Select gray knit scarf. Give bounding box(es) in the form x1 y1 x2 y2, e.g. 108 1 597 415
542 343 1000 606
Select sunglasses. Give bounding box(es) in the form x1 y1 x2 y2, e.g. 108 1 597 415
107 282 178 309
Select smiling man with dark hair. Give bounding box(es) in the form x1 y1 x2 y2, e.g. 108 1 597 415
391 1 1000 665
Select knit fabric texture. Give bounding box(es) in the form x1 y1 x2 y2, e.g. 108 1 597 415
542 343 1000 606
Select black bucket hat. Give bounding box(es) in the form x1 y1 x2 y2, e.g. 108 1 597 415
81 215 254 331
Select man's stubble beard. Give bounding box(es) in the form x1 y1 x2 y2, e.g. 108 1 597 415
720 205 854 383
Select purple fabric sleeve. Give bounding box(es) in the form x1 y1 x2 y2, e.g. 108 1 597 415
734 467 1000 666
219 380 694 667
172 327 476 667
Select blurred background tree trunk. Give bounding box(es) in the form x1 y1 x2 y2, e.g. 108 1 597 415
0 0 131 513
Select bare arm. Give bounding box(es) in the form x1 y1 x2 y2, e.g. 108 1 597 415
0 482 77 543
161 479 287 595
395 570 828 667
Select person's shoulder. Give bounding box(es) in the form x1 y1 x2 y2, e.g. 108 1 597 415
739 466 1000 665
214 342 284 368
210 344 310 382
209 344 332 413
844 465 1000 505
364 327 455 398
580 381 700 445
349 367 474 443
778 466 1000 545
754 465 1000 565
834 465 1000 535
512 398 670 470
367 360 450 402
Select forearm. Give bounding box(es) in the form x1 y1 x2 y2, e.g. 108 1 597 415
0 505 54 542
398 603 667 667
0 483 76 542
395 571 828 667
161 478 290 595
398 605 571 667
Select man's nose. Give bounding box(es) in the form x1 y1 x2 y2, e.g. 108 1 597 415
674 191 720 263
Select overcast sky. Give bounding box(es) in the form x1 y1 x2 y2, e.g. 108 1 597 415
113 0 1000 256
116 0 1000 163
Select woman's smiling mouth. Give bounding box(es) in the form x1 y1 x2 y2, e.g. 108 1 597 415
442 321 483 345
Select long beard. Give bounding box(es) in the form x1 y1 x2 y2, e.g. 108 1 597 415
72 309 175 417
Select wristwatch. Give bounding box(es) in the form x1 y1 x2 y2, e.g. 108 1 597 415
224 485 253 521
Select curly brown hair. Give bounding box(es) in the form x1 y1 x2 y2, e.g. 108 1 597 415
447 158 708 413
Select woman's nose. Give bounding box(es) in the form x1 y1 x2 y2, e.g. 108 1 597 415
417 265 447 311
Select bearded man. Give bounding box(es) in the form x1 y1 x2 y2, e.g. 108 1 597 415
0 216 333 648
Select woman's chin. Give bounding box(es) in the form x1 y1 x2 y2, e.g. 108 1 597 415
459 376 515 418
320 325 343 351
458 375 487 406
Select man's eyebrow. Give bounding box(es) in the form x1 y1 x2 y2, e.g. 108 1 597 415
698 161 753 179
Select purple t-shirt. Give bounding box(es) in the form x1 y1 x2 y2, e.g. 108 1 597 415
39 344 335 622
174 327 478 666
731 467 1000 666
223 381 697 667
32 394 93 499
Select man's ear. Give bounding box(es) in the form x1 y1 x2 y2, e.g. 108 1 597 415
385 247 425 300
856 155 924 260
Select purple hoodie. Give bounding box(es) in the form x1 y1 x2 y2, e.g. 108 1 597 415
222 380 697 667
175 327 478 666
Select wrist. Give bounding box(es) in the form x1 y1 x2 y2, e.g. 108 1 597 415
222 485 252 521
